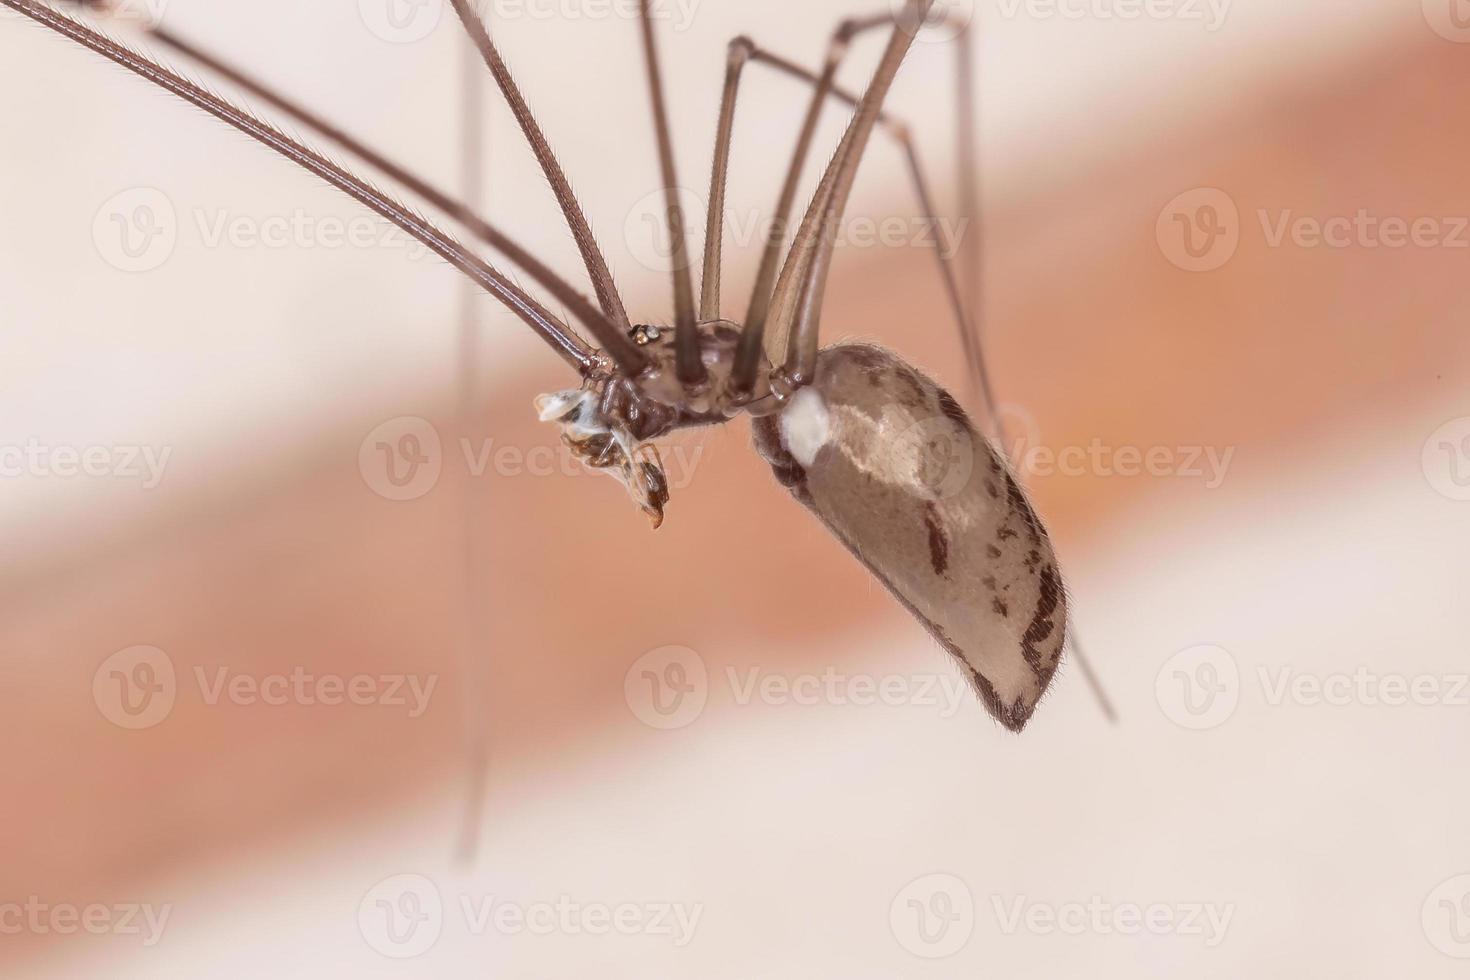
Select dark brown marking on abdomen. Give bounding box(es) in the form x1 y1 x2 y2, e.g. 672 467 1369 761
1020 563 1063 680
936 389 972 432
924 501 950 576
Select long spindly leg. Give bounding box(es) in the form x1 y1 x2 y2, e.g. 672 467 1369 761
732 0 937 388
1 0 656 375
702 18 887 393
447 0 633 335
694 31 838 393
141 22 628 363
668 8 930 392
636 0 704 385
697 37 752 327
727 40 995 431
779 0 936 385
737 14 892 385
453 28 491 865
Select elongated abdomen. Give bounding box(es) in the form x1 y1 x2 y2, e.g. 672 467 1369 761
753 344 1066 731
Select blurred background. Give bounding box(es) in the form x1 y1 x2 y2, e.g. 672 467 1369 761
1 0 1469 975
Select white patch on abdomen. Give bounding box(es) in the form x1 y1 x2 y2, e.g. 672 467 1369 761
780 388 831 467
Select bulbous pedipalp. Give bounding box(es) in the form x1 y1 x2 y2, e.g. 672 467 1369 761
536 388 670 528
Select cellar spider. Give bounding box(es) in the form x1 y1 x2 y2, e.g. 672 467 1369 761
2 0 1114 732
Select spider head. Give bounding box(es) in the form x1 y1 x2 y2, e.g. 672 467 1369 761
534 320 777 528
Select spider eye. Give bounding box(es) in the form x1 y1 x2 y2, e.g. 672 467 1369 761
630 324 662 345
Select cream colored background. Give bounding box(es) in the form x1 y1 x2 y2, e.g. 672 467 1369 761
2 1 1468 977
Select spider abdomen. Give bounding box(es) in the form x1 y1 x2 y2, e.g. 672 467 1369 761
753 344 1067 731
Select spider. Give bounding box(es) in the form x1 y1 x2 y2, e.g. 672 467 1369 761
3 0 1113 731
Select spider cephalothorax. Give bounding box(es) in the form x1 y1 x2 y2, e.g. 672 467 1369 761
535 319 778 525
